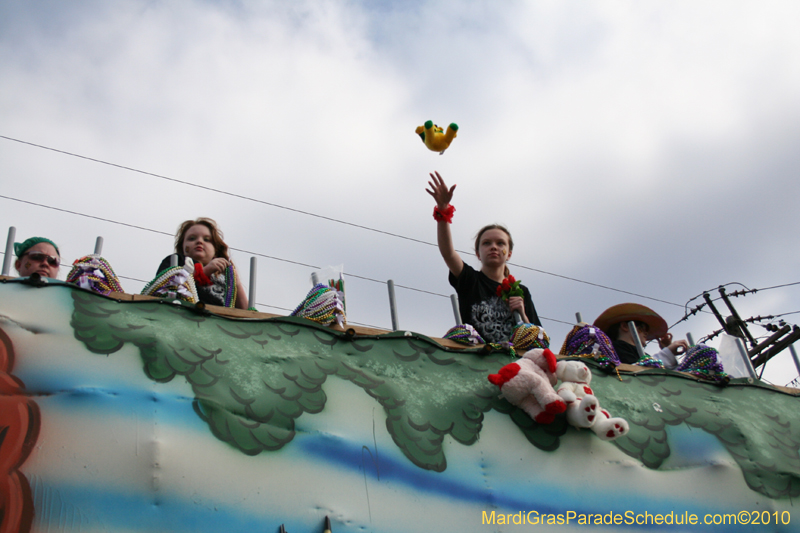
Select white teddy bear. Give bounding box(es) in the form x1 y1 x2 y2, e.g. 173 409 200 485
555 360 629 441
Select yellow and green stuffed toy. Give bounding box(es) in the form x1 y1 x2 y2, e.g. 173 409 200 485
415 120 458 154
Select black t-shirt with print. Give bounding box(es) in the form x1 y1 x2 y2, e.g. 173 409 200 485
448 263 541 344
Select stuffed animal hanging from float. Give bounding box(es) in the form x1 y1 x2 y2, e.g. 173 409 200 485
415 120 459 154
555 360 629 441
487 348 566 424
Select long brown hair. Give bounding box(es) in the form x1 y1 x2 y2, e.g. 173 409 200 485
174 218 229 261
474 224 513 277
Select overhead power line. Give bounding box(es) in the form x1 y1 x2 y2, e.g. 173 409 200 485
0 135 434 247
509 262 683 308
757 281 800 292
0 195 573 327
0 192 455 297
0 194 448 298
0 194 173 237
0 135 692 308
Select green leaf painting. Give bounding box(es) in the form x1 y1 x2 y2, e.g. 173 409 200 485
71 291 800 498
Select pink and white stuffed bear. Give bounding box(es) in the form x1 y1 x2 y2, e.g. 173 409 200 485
555 360 629 441
488 348 567 424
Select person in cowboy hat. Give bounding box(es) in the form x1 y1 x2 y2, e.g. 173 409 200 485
593 303 688 367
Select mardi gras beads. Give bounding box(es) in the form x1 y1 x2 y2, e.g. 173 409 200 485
676 344 728 382
141 264 199 303
443 324 484 346
559 324 620 370
66 255 124 296
510 324 550 351
290 284 346 327
635 353 665 369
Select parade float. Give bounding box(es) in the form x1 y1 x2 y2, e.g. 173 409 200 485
1 277 799 533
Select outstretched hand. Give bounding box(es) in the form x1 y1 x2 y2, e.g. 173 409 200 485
426 171 456 208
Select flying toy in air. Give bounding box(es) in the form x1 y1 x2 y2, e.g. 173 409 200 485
415 120 458 154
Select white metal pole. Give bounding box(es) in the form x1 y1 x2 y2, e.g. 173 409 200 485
249 257 257 310
450 294 461 325
2 227 15 276
735 337 758 380
387 280 399 331
628 320 647 360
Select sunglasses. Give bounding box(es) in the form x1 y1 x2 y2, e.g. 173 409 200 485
24 251 60 267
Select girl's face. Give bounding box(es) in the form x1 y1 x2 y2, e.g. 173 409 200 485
476 228 511 267
182 224 215 266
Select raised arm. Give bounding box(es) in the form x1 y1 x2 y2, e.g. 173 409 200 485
425 171 464 277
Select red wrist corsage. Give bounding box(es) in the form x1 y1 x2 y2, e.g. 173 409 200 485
194 263 212 287
433 204 455 223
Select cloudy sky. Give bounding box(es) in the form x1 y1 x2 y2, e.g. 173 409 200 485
2 0 800 385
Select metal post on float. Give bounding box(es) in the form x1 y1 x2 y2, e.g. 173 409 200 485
735 337 758 380
94 236 104 255
789 344 800 381
628 320 647 360
575 312 583 324
450 294 461 325
2 227 15 276
387 279 399 331
249 257 257 311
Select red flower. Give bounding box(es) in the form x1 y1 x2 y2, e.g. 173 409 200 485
498 275 524 301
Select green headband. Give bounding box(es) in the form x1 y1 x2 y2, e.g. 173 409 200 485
14 237 61 258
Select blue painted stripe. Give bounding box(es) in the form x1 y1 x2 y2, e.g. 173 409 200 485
298 433 737 526
301 433 568 513
19 367 207 431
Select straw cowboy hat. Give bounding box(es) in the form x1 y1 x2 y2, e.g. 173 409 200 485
593 303 668 341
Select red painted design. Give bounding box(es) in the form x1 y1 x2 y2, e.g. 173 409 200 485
583 386 593 395
0 326 40 533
